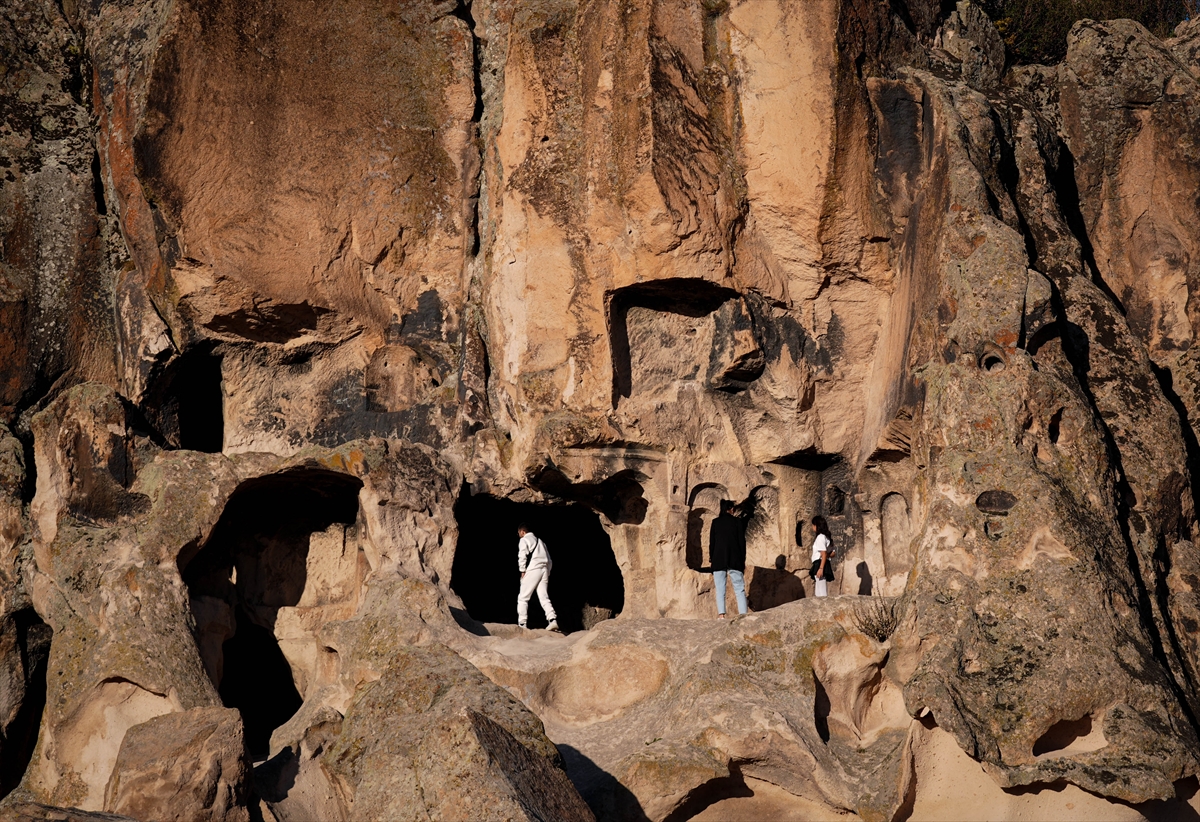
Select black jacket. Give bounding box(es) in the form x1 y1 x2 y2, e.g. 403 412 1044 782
709 513 747 572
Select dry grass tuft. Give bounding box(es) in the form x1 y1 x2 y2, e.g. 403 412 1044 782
853 594 906 643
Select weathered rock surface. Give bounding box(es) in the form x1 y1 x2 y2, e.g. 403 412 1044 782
6 0 1200 819
104 707 248 822
454 598 1200 820
0 803 134 822
0 0 118 422
324 641 593 821
0 380 583 819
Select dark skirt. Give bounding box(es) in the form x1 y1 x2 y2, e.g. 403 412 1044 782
810 558 834 582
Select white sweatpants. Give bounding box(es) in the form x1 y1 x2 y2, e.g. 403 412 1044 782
517 565 556 625
815 578 828 598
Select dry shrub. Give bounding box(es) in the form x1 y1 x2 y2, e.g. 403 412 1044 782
852 594 906 643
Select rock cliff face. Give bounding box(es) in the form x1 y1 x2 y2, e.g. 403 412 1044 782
4 0 1200 819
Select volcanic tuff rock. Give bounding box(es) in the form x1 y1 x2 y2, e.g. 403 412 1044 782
4 0 1200 819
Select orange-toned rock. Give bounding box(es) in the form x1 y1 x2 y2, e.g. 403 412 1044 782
8 0 1200 819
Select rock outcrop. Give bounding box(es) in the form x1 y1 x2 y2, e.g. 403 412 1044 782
5 0 1200 819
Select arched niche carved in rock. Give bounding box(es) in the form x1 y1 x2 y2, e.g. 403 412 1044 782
686 483 728 571
880 492 912 594
742 485 806 611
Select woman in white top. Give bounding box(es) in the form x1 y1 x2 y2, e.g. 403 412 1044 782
810 515 833 598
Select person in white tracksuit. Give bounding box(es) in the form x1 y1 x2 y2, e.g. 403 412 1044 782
517 524 560 632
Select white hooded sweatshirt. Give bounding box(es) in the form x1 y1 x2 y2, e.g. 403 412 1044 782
518 531 552 573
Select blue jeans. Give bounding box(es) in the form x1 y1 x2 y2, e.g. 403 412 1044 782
714 569 747 615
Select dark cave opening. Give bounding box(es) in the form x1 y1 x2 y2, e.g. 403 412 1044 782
451 489 625 633
145 347 225 453
179 468 362 758
220 608 303 759
0 608 52 797
175 351 224 452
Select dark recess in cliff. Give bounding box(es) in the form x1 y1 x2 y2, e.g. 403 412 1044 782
144 346 224 452
0 609 52 797
451 489 624 633
180 468 363 757
608 279 740 405
531 467 649 526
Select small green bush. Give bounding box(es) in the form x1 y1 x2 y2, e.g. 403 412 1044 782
980 0 1190 64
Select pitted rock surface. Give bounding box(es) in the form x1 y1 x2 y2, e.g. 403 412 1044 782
4 0 1200 820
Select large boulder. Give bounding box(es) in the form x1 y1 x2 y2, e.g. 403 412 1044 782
103 707 248 822
325 644 594 822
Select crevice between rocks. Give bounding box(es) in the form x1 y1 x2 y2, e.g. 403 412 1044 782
1000 101 1200 730
1047 140 1126 316
1047 278 1200 733
451 0 484 258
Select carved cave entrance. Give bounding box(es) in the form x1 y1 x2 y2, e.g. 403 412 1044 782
180 468 362 758
609 278 764 404
145 346 225 452
451 491 625 633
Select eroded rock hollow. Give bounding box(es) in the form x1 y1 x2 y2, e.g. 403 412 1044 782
4 0 1200 818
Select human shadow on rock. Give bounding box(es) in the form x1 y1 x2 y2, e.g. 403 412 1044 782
747 557 807 611
856 560 874 595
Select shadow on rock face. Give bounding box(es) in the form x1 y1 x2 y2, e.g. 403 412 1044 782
746 560 806 611
1139 777 1200 822
855 560 875 595
557 744 650 822
449 605 490 637
220 608 303 760
0 608 52 798
179 466 363 758
660 764 756 822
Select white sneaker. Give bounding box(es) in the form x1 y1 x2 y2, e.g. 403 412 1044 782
547 620 561 633
518 623 527 629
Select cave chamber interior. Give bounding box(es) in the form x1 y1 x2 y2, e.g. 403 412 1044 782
451 489 625 633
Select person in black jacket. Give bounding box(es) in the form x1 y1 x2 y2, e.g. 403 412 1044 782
709 499 748 618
